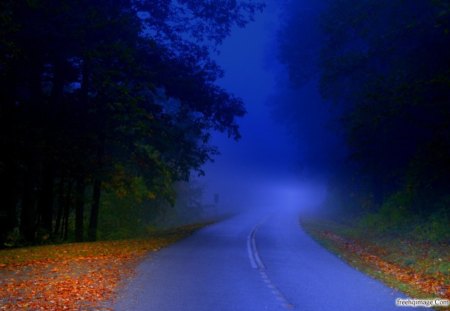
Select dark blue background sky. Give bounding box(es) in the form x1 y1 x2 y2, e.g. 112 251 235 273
204 1 297 178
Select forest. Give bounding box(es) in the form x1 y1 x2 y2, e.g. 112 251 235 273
1 0 449 248
0 0 263 246
277 0 450 242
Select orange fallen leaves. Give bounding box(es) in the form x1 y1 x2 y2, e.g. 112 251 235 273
321 231 450 300
0 232 192 310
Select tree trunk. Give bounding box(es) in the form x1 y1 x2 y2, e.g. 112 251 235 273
38 160 54 236
83 55 104 242
54 175 65 236
19 60 44 243
0 160 18 245
88 137 105 242
62 180 73 241
0 65 19 246
20 161 37 242
36 56 64 237
88 178 102 241
75 177 85 242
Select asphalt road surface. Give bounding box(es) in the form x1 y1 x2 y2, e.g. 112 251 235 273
115 209 411 311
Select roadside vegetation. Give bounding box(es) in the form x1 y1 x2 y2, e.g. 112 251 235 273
300 216 450 305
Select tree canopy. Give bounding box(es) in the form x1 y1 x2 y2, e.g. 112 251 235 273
277 0 450 215
0 0 264 245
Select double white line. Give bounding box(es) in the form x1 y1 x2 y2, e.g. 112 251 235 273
247 224 265 270
247 223 294 310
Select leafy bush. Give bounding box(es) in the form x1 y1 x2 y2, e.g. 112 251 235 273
97 180 208 240
382 191 413 221
359 191 414 232
414 206 450 243
359 192 449 243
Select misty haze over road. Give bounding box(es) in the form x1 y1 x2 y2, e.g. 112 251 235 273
115 196 407 311
114 3 427 310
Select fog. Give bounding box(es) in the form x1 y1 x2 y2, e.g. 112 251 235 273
196 1 329 216
191 0 450 228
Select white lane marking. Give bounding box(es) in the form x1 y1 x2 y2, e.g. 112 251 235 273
250 225 266 270
247 224 295 310
247 230 258 269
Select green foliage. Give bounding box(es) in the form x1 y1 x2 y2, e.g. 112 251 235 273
379 192 414 228
360 192 414 233
97 179 208 240
414 200 450 243
359 190 415 233
98 169 166 240
97 195 159 240
359 192 450 243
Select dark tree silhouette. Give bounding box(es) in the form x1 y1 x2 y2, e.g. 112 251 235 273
0 0 264 245
277 0 450 217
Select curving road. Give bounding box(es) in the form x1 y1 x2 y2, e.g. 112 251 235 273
115 209 412 311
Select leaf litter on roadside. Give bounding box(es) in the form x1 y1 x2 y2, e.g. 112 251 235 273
0 224 206 310
301 219 449 303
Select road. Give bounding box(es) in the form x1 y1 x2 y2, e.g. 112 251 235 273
115 209 409 311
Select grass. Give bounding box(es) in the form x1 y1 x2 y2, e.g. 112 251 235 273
300 217 450 310
0 222 211 310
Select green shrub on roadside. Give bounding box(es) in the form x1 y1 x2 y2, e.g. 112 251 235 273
414 207 450 243
380 191 414 227
359 191 414 233
359 192 449 243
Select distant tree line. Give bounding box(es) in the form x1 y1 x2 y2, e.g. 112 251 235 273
277 0 449 234
0 0 263 246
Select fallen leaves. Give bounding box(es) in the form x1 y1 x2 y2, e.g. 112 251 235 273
0 223 206 310
321 230 450 299
301 218 449 304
